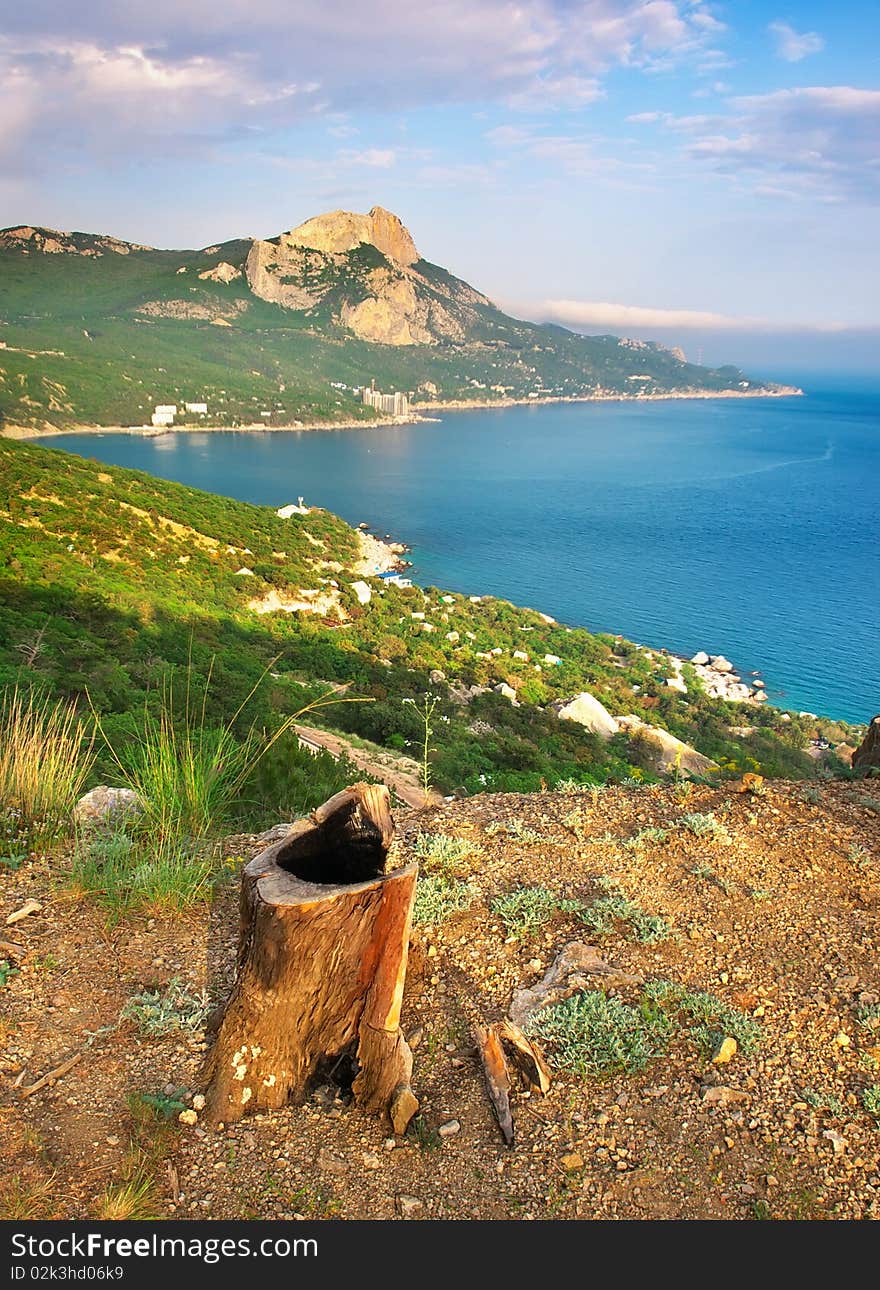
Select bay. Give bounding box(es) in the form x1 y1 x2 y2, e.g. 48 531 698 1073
43 384 879 724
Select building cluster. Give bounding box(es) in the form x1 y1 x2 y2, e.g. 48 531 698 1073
149 401 208 427
361 383 409 416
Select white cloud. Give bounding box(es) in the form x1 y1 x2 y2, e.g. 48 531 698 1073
663 86 880 203
532 298 847 333
768 21 825 63
0 3 730 172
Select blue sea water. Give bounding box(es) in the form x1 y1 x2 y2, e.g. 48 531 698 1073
42 384 879 724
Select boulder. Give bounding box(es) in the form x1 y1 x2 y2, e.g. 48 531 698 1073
617 716 718 777
74 786 142 830
710 655 734 673
550 692 619 740
666 676 687 694
494 682 517 702
852 716 880 772
690 651 710 666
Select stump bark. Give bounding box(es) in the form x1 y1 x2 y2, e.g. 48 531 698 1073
202 783 419 1131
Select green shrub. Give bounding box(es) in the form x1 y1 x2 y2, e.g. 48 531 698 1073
527 990 673 1077
412 875 475 926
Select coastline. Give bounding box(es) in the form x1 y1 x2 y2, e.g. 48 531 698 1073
412 385 803 413
2 384 803 441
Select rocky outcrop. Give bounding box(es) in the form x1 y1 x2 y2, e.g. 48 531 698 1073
617 715 718 777
244 240 327 310
244 205 491 347
550 692 619 740
0 226 152 256
136 298 248 322
198 262 241 284
852 716 880 772
285 206 419 265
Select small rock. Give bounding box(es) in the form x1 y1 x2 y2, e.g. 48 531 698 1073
362 1152 382 1170
560 1152 584 1172
317 1147 347 1175
438 1119 460 1137
105 1136 120 1147
823 1129 847 1156
192 1093 206 1111
396 1195 424 1219
702 1086 749 1107
178 1110 198 1126
407 1027 424 1049
713 1036 738 1066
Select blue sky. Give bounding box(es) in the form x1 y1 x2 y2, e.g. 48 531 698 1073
1 1 878 373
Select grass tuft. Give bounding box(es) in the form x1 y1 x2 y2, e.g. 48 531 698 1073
0 685 94 835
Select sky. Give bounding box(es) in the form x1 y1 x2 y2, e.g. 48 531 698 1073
1 1 878 374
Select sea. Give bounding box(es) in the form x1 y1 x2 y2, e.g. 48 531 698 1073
42 379 879 725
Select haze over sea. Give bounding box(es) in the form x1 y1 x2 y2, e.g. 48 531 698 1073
46 381 879 724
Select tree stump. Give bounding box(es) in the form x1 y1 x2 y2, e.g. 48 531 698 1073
202 783 419 1132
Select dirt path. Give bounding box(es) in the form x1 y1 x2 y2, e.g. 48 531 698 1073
295 724 442 810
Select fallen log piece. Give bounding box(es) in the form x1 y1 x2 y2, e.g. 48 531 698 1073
203 783 419 1131
498 1018 552 1095
474 1024 515 1147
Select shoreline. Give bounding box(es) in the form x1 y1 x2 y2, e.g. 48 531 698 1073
2 384 803 441
412 385 803 413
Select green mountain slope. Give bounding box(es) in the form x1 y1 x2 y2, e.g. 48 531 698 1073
0 210 794 432
0 437 842 795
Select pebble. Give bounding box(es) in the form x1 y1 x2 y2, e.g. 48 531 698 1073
317 1147 347 1175
397 1195 424 1218
192 1094 206 1111
178 1110 198 1126
702 1086 749 1107
362 1152 382 1170
560 1153 584 1172
438 1120 461 1137
712 1037 738 1066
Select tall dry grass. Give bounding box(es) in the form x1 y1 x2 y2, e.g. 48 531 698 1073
0 685 94 833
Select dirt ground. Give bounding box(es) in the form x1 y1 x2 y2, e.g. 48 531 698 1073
1 778 879 1223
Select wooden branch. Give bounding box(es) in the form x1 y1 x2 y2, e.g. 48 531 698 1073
474 1024 515 1147
19 1052 82 1098
498 1018 552 1095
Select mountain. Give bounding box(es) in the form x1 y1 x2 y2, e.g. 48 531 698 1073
0 209 795 433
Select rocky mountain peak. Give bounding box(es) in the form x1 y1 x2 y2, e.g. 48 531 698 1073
283 205 420 267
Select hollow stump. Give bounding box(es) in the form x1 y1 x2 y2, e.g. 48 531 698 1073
202 783 419 1132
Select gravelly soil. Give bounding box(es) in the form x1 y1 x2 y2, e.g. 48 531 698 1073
2 778 878 1222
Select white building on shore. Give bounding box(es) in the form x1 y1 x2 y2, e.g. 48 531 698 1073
362 382 409 416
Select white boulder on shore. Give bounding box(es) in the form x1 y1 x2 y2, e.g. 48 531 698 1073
550 692 620 740
617 716 718 778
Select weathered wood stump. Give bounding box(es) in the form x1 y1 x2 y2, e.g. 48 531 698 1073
202 783 419 1132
